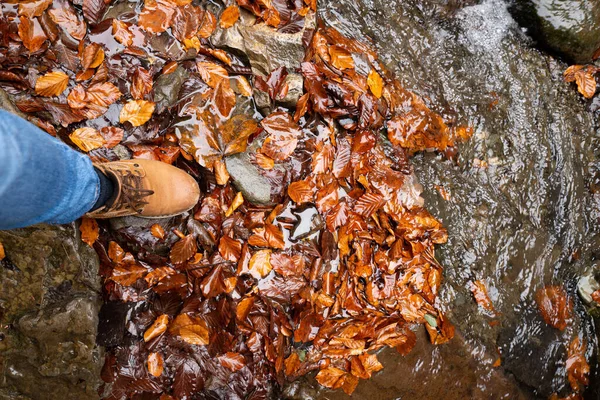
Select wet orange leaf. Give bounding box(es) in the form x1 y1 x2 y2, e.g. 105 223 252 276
145 266 177 286
70 127 106 152
99 127 124 148
566 337 589 392
81 43 104 70
196 62 228 89
535 285 571 331
144 314 169 342
170 234 197 264
259 111 301 161
0 242 4 261
170 314 210 345
18 17 48 53
220 5 240 29
249 249 273 278
49 5 87 40
218 352 246 371
80 217 99 246
219 235 242 262
575 70 597 99
315 366 359 395
131 67 153 100
150 224 166 239
225 191 244 217
147 352 164 377
35 71 69 97
367 69 383 98
469 280 496 313
255 153 275 170
108 241 125 263
110 262 148 286
18 0 53 18
112 20 133 46
119 100 155 126
329 45 354 70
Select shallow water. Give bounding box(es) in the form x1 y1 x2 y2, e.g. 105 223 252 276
286 0 600 398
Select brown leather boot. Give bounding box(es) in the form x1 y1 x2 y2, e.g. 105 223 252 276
86 159 200 219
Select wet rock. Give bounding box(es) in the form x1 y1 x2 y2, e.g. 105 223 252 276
0 224 103 400
153 66 190 112
508 0 600 64
315 0 598 397
225 152 274 205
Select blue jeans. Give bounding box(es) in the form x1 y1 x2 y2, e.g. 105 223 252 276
0 110 99 230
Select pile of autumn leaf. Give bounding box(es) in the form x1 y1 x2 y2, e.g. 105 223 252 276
4 0 465 398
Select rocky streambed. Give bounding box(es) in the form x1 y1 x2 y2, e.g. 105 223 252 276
1 0 600 399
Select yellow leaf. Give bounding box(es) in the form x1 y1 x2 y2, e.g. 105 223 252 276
249 249 272 278
367 69 383 98
214 158 230 185
225 191 244 217
69 127 106 152
119 99 155 126
79 217 99 246
220 5 240 29
150 224 165 239
235 76 253 97
35 71 69 97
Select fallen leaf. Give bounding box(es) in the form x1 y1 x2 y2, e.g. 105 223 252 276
147 352 164 377
144 314 169 342
575 70 597 99
110 262 148 286
80 217 99 246
220 5 240 29
170 234 197 264
0 242 5 261
49 4 87 40
70 127 106 152
469 280 496 313
131 67 153 100
81 43 105 70
150 224 166 239
535 285 571 331
18 16 48 52
225 192 244 217
19 0 53 18
119 100 155 126
196 62 228 88
260 111 301 161
99 127 124 148
566 336 589 392
35 71 69 97
218 352 246 371
108 241 125 263
112 20 133 46
367 69 383 98
249 249 272 278
329 45 354 70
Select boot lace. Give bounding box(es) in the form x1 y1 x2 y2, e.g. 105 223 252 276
112 169 155 213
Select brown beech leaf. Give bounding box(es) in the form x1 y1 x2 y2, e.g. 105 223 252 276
260 111 301 161
86 82 122 107
79 217 99 246
150 224 166 239
170 234 197 264
249 224 285 249
255 153 275 170
249 249 273 278
326 201 349 232
564 65 585 82
172 4 201 42
218 352 245 371
112 20 133 46
535 285 572 331
329 45 354 70
212 79 236 117
100 127 124 148
170 314 210 345
469 280 495 313
221 115 258 156
131 67 153 100
19 16 48 53
145 266 176 286
214 158 230 185
81 43 105 70
196 62 228 89
225 191 244 217
350 353 383 379
355 192 385 217
367 69 383 98
35 71 69 97
197 9 217 38
566 336 590 392
315 366 358 395
220 5 240 28
147 352 164 377
120 100 155 126
575 70 597 99
83 0 107 25
425 313 455 345
219 235 242 262
107 241 125 263
0 242 4 261
235 76 253 97
49 4 87 40
311 142 334 174
70 127 106 152
144 314 169 342
111 262 148 286
236 296 255 321
19 0 53 18
138 0 177 33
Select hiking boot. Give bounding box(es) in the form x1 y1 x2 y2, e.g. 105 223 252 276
86 159 200 219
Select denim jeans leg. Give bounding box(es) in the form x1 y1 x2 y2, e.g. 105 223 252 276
0 110 100 230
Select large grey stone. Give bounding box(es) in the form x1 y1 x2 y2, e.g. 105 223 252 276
509 0 600 64
0 224 103 400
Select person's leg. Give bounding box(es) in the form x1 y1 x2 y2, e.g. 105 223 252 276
0 110 100 230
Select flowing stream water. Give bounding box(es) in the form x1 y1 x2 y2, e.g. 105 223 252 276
285 0 600 398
